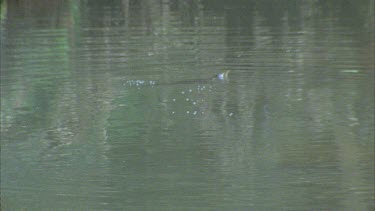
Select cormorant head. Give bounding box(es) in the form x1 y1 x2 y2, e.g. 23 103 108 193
216 70 230 80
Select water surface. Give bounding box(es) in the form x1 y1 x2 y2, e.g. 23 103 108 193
1 0 374 210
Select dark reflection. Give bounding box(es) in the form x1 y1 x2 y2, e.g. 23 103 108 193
1 0 374 210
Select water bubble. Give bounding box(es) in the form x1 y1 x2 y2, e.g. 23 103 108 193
172 98 176 102
193 111 197 115
186 98 190 101
189 89 192 92
192 102 196 105
229 113 234 116
186 111 190 114
181 91 185 94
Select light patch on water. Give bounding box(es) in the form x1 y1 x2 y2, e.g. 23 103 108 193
341 69 359 73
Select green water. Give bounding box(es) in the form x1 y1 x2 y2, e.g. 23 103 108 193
1 0 374 210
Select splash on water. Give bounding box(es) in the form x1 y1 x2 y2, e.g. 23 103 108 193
124 80 156 87
122 79 235 118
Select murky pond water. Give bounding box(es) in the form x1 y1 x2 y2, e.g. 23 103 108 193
1 0 374 210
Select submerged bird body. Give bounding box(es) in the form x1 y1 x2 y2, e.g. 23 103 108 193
125 71 230 87
165 71 230 85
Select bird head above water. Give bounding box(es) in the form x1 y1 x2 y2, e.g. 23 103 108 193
215 70 230 80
